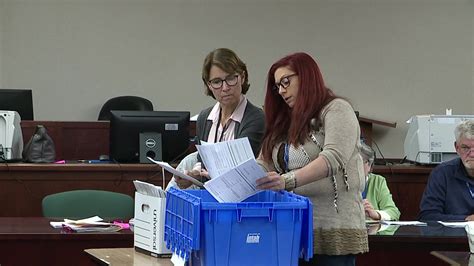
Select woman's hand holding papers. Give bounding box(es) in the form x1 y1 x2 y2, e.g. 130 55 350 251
176 163 209 189
256 171 285 191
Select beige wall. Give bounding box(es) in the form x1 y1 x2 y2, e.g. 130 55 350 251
0 0 473 158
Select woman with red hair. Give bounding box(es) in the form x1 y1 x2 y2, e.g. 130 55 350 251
256 52 368 266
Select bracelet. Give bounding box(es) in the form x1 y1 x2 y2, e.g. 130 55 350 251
283 171 297 191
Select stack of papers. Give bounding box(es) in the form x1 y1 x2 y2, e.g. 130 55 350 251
147 159 204 188
151 137 266 203
50 216 123 232
133 180 166 197
196 138 266 203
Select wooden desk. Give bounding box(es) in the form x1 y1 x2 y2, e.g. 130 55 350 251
84 224 469 266
0 163 171 217
0 217 133 266
21 119 382 160
21 121 110 160
0 162 434 219
431 251 472 266
20 120 197 161
85 248 172 266
358 223 469 266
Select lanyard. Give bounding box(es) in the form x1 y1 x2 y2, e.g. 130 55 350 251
284 143 289 172
467 182 474 199
214 108 230 143
362 182 368 199
361 175 369 199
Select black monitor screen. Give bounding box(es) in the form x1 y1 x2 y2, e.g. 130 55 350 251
109 110 190 163
0 89 34 120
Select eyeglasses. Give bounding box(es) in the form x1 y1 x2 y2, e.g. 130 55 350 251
208 74 239 90
273 73 297 91
459 144 474 154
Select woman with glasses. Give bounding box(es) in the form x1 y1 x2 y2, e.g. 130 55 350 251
360 142 400 222
255 52 368 266
167 48 264 190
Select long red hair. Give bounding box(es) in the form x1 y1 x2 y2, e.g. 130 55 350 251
261 52 337 161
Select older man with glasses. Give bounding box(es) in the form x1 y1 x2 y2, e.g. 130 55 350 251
419 120 474 221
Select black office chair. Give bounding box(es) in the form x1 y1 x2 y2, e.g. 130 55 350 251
98 96 154 121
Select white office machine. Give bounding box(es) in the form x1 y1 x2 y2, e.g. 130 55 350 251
404 115 474 164
0 111 23 161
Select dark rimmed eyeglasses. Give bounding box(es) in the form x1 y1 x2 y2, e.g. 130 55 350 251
208 74 239 90
273 73 297 92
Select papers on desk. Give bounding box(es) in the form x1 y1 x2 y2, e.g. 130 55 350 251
197 138 266 203
50 216 123 232
147 158 204 188
381 220 427 226
438 221 472 228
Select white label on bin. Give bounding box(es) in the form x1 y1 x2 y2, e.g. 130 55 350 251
246 233 260 244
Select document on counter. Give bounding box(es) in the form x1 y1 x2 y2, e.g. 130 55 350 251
197 138 266 203
381 221 427 226
438 221 471 228
147 157 204 187
50 216 123 232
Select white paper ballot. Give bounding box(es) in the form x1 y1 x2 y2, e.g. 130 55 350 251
204 158 266 203
196 137 255 179
381 221 427 226
147 157 204 187
196 138 266 203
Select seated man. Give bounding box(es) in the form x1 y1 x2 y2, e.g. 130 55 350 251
418 120 474 221
360 142 401 221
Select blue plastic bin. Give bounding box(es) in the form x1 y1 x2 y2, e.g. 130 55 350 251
165 187 313 266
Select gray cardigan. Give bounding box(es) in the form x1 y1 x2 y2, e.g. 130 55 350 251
257 99 368 255
196 100 264 157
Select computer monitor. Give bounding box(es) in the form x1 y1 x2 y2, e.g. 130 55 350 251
0 89 34 120
109 110 190 163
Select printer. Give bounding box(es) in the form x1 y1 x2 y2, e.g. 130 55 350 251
404 115 474 164
0 111 23 161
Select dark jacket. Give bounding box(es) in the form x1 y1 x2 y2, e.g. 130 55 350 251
196 100 264 157
418 158 474 221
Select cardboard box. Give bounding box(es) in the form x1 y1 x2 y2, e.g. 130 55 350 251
134 191 171 257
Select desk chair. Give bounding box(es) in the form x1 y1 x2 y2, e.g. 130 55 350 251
98 96 154 121
42 190 134 220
